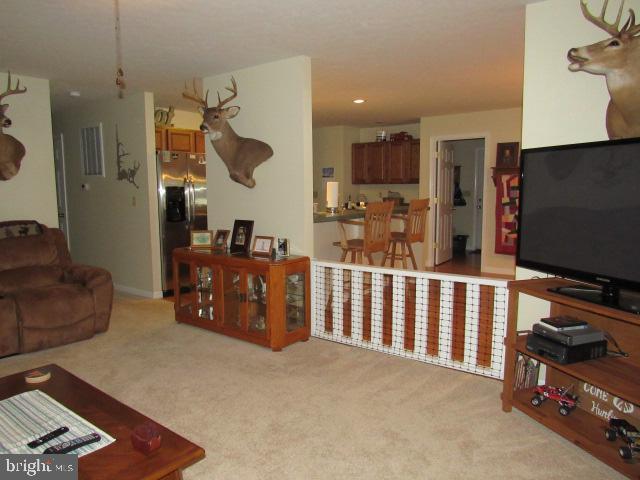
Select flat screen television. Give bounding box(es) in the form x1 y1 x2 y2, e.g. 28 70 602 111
517 137 640 314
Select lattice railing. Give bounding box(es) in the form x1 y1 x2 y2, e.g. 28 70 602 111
311 260 509 379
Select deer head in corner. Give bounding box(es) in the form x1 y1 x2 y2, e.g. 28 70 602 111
0 72 27 181
183 77 273 188
568 0 640 139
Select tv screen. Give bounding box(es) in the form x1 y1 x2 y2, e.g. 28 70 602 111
517 138 640 292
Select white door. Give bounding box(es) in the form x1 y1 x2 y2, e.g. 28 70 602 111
472 147 485 251
52 133 70 246
435 141 454 265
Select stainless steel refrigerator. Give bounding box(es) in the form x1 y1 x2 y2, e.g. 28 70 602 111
156 150 207 295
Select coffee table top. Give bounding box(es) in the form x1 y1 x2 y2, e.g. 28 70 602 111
0 364 205 480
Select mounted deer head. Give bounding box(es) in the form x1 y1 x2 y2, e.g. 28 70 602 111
568 0 640 138
183 77 273 188
0 72 27 181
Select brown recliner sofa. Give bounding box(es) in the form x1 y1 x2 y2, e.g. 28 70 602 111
0 220 113 356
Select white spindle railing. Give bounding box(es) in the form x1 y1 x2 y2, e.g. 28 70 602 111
311 260 509 380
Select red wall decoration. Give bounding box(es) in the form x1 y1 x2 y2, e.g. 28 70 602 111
495 173 519 255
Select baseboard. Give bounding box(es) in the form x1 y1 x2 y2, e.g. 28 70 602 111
114 284 163 299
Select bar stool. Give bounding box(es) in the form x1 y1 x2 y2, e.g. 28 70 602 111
334 201 394 265
383 198 429 269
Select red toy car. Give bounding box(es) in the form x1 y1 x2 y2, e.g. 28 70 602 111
530 385 578 416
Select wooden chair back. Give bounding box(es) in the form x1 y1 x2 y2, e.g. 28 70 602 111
364 201 394 255
404 198 429 243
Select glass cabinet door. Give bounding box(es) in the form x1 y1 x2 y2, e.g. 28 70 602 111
195 265 216 321
247 273 268 337
286 272 306 332
222 268 245 331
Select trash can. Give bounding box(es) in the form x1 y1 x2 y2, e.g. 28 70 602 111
453 235 469 255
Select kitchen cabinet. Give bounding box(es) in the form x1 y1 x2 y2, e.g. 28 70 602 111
172 248 310 351
155 127 167 150
409 139 420 183
167 128 195 152
351 140 419 184
194 131 205 154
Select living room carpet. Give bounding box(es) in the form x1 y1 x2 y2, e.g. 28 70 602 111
0 294 623 479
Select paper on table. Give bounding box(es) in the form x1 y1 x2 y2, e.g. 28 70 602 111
0 390 115 456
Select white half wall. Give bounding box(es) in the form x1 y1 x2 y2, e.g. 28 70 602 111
204 56 313 255
0 73 57 226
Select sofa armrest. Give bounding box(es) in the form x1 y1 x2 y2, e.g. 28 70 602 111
64 265 113 333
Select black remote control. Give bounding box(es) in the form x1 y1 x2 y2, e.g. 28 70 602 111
43 433 101 454
28 426 69 448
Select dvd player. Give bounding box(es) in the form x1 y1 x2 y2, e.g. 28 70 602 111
525 333 607 364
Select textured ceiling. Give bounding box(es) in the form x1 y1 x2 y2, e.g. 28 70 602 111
1 0 539 127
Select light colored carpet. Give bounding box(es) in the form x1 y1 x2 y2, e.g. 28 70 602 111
0 294 623 479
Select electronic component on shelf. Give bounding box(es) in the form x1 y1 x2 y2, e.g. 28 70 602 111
532 323 605 346
540 315 588 331
525 333 607 364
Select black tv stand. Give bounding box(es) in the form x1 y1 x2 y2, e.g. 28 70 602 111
549 283 640 315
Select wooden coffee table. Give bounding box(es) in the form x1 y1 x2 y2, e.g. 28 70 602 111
0 364 205 480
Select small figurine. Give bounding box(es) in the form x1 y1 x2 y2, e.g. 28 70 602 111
605 418 640 460
530 384 578 416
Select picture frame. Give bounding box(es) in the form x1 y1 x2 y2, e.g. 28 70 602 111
277 237 290 257
496 142 520 168
230 220 254 255
190 230 213 247
252 236 274 257
212 229 230 251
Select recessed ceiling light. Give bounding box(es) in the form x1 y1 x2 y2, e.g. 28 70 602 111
353 99 366 104
69 91 81 97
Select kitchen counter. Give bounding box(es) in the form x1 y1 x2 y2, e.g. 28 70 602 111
313 205 409 223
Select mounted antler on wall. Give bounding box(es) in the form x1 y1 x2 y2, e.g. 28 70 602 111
568 0 640 139
183 77 273 188
116 124 140 188
0 72 27 181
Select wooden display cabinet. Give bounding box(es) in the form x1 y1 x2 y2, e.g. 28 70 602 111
172 248 310 351
502 278 640 478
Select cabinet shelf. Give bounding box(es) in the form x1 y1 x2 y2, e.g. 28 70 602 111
503 277 640 477
514 334 640 405
512 388 639 477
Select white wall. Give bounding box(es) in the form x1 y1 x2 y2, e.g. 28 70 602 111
0 73 57 226
53 92 161 297
517 0 639 328
204 56 313 255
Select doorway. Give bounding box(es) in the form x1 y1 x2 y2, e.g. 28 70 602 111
52 133 70 247
433 137 485 270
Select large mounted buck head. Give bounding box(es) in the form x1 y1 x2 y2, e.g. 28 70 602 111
183 77 273 188
568 0 640 138
0 72 27 181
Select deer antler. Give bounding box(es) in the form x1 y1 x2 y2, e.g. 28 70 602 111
621 8 640 36
0 72 27 104
216 76 238 108
580 0 626 36
182 78 209 109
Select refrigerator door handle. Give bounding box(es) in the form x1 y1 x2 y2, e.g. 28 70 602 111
183 177 191 228
189 179 196 224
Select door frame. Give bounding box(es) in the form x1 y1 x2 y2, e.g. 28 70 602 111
426 132 489 268
472 147 485 251
52 133 70 248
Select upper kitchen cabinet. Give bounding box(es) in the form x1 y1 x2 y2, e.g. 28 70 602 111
194 131 205 154
351 140 419 184
155 127 167 150
156 127 205 154
409 139 420 183
167 128 195 152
